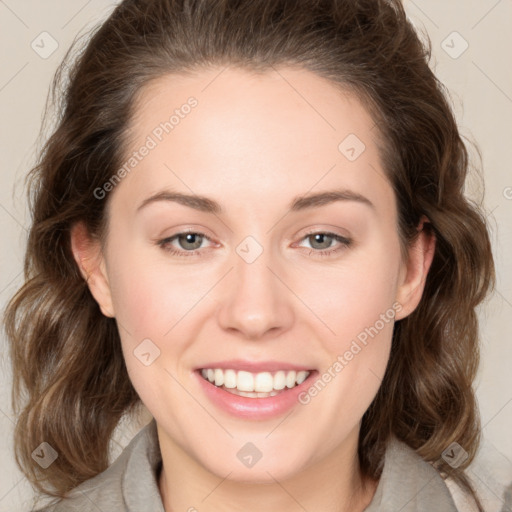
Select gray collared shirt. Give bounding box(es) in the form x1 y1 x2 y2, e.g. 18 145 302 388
40 419 460 511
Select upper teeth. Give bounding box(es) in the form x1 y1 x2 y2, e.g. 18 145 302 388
201 368 310 392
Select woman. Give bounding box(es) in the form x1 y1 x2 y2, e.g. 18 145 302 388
4 0 495 511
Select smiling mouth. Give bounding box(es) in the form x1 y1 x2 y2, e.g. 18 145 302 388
199 368 313 398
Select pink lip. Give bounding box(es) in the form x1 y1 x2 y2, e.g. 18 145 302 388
194 368 317 421
195 359 314 373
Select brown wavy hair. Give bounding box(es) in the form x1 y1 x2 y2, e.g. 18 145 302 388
4 0 495 509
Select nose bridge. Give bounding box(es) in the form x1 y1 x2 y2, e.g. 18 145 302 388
216 235 294 339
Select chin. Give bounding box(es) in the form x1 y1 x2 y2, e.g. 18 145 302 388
194 444 313 484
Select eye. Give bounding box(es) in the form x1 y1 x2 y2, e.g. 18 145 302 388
173 233 205 250
296 231 352 257
157 231 213 256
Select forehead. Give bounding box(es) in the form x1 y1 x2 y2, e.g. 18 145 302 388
112 66 393 218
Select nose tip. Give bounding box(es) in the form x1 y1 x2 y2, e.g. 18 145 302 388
225 310 281 340
216 253 294 341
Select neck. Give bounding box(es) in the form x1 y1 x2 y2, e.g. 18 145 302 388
157 428 378 512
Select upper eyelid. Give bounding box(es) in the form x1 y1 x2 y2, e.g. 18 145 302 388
294 232 351 250
300 229 350 239
161 231 215 246
160 229 347 240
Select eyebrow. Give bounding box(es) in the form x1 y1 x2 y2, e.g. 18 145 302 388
289 190 374 211
136 188 375 214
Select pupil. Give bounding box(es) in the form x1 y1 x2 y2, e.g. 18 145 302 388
180 233 202 250
311 233 331 249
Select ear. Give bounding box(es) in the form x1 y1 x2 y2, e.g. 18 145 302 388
70 221 115 318
394 216 436 321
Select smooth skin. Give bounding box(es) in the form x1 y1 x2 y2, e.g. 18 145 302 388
71 66 435 512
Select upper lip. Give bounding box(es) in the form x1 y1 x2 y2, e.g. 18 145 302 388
195 359 314 373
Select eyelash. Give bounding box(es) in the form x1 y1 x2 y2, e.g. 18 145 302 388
156 229 352 258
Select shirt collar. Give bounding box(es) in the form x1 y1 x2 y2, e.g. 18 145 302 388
363 436 458 511
61 419 458 512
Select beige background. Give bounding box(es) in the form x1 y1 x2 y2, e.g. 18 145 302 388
1 0 511 511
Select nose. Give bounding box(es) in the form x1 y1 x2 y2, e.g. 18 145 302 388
216 246 295 341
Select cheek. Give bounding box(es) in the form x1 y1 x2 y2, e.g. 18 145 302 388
293 235 400 415
105 245 220 391
298 238 401 350
106 255 195 411
107 248 207 339
295 272 397 445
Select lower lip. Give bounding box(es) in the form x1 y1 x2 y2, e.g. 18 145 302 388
195 370 317 420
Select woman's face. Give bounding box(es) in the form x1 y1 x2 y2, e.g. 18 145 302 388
77 66 431 482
